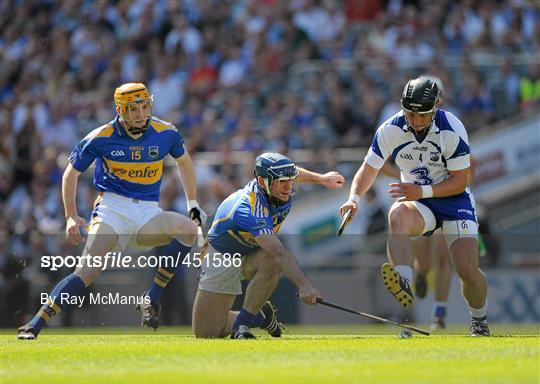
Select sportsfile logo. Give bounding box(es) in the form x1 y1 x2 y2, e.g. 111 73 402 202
40 252 242 271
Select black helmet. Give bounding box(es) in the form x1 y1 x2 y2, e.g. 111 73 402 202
401 76 439 113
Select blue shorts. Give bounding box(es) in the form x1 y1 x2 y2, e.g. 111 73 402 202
414 189 477 236
419 190 476 222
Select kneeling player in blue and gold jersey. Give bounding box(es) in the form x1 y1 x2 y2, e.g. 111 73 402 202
18 83 206 339
192 153 345 339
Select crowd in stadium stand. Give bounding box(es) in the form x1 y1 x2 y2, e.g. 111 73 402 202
1 0 539 326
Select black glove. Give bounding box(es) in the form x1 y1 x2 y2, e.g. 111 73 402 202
187 200 207 225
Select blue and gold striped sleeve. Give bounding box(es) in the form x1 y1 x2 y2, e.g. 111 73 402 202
69 125 112 172
235 203 274 238
151 118 185 158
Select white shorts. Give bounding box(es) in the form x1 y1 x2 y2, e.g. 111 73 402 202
89 192 163 251
198 243 245 295
410 200 478 247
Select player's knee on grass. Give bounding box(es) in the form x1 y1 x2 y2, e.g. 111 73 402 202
193 323 222 339
192 290 235 338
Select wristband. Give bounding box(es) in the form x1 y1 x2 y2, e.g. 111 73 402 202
421 185 433 198
349 194 361 205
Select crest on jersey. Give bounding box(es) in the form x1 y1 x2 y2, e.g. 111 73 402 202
149 146 159 159
430 152 440 162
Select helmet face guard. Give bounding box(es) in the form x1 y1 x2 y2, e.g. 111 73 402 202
114 83 153 135
255 154 299 206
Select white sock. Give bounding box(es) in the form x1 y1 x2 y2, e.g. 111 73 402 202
394 265 413 285
469 301 487 319
434 301 447 307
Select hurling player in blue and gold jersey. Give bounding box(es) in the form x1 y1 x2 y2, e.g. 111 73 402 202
18 83 207 339
192 153 345 339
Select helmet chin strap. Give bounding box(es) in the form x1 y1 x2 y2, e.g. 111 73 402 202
263 179 271 196
121 102 152 136
124 119 150 136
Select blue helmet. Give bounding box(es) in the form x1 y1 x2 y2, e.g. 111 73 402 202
254 153 298 204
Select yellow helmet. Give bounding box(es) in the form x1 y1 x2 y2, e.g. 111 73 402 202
114 83 153 135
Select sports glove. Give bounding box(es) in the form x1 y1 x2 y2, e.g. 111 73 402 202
187 200 207 226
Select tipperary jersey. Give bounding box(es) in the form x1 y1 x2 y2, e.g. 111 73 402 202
69 115 185 201
208 179 293 256
365 109 470 186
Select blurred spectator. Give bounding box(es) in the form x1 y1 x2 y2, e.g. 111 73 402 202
325 83 361 147
459 71 494 132
149 61 185 121
0 229 29 327
13 117 42 188
489 58 521 119
164 14 202 56
519 63 540 111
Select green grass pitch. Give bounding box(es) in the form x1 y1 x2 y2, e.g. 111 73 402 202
2 324 539 384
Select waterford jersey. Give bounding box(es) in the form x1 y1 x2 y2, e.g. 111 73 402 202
208 179 293 256
69 116 185 201
365 109 470 186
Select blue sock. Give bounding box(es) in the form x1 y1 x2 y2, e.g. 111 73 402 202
233 308 257 329
251 311 264 327
233 308 264 329
433 302 447 318
146 239 191 303
28 273 86 332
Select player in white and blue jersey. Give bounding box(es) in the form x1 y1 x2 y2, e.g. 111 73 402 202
340 77 490 336
18 83 207 339
192 153 345 339
380 76 454 331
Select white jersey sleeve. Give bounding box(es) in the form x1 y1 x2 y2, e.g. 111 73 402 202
440 112 471 171
364 113 406 169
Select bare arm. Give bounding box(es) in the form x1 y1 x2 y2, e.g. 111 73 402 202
433 168 469 197
176 152 208 225
389 168 470 201
62 163 86 244
296 167 345 189
62 163 81 218
339 162 380 217
175 152 197 201
350 162 380 198
380 161 400 180
256 234 320 304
